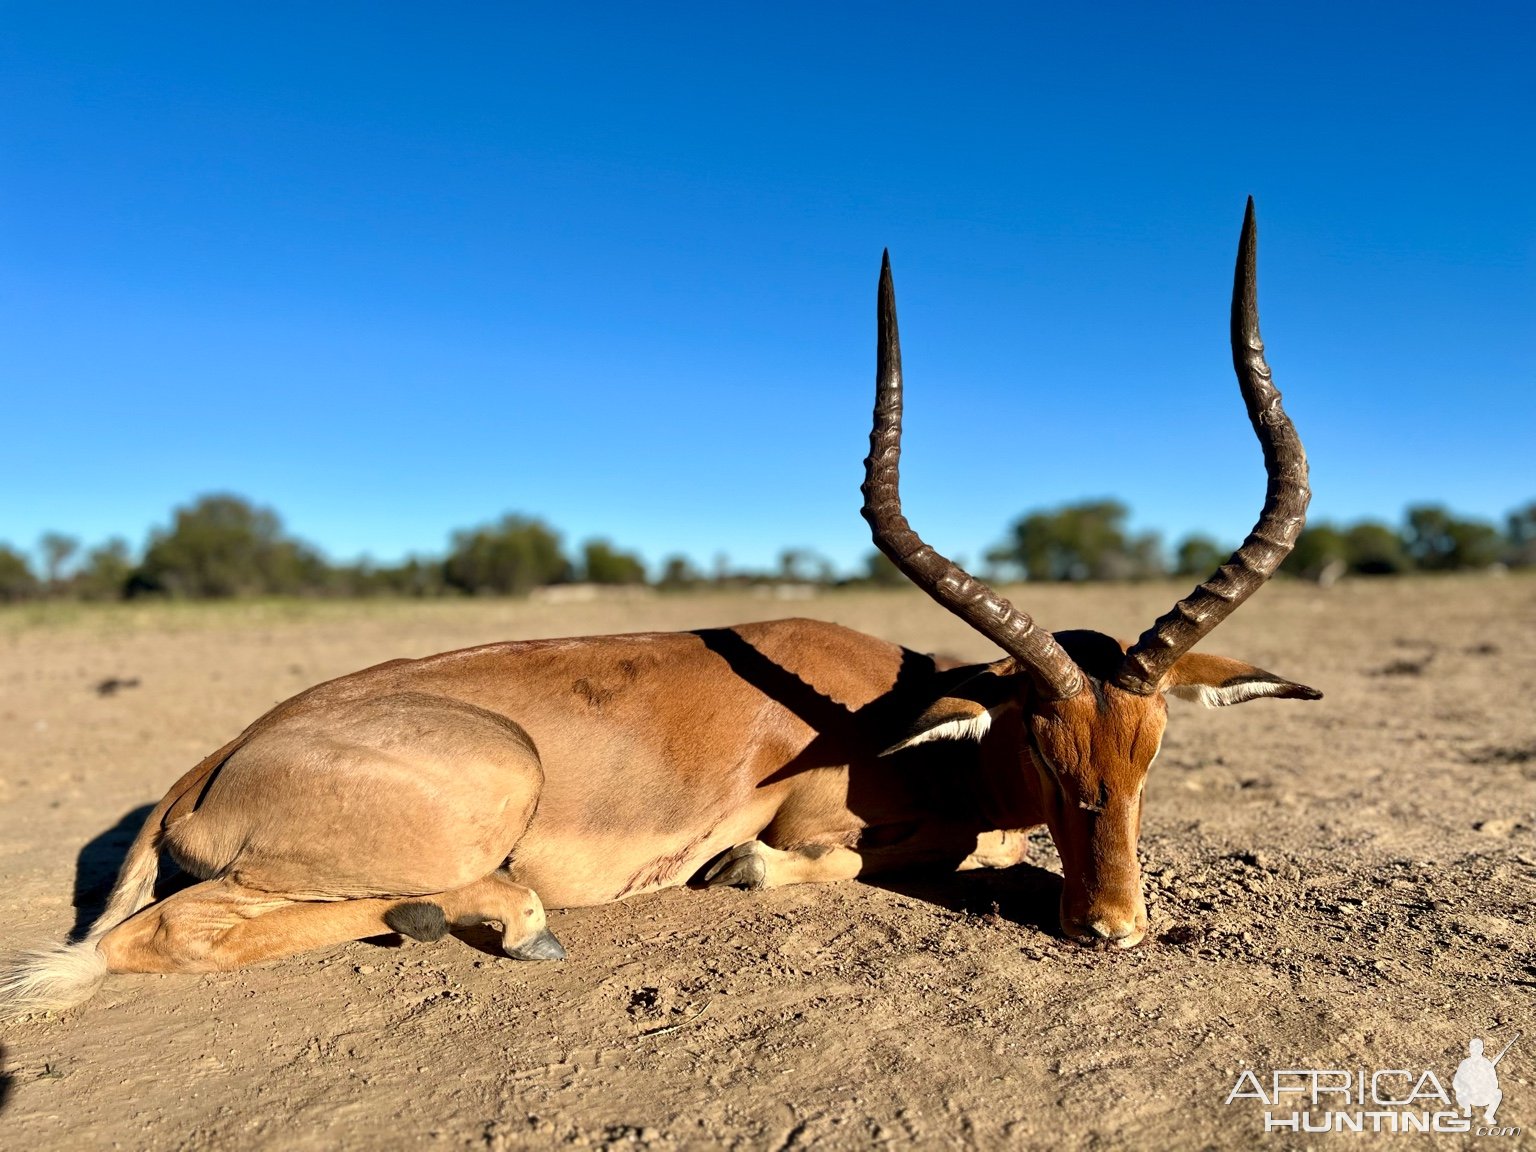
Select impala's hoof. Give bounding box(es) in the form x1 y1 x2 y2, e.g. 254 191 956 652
385 902 449 942
507 928 566 961
703 844 767 890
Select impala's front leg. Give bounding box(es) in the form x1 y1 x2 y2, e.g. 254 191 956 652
956 828 1036 871
701 841 863 890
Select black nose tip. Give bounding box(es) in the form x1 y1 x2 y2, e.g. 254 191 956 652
1066 916 1145 950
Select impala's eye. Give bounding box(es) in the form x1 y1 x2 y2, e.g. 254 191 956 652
1077 781 1109 814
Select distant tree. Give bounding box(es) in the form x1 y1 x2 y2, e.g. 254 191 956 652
377 556 449 597
132 495 326 598
1277 525 1339 580
39 532 79 590
1506 502 1536 568
657 554 702 590
0 544 40 602
1173 534 1227 578
995 500 1161 582
323 556 446 598
1343 521 1410 575
863 550 908 587
777 548 834 585
582 539 647 585
75 538 135 600
777 548 807 583
319 560 378 598
1282 524 1348 580
1120 533 1166 581
981 545 1021 583
443 514 570 596
1403 505 1503 571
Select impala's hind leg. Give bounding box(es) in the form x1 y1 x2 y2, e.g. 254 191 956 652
390 870 564 960
98 872 564 976
96 879 394 974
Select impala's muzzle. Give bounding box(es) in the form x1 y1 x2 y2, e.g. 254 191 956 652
1052 796 1148 949
1027 692 1159 951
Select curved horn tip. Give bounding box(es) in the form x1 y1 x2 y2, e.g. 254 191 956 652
878 256 898 321
1233 199 1261 337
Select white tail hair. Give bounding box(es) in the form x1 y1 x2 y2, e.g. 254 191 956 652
0 800 165 1019
0 942 111 1018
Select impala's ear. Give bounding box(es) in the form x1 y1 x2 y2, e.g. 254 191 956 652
881 661 1017 756
1164 652 1322 707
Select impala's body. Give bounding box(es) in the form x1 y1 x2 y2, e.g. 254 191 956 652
168 619 1016 915
3 200 1320 1016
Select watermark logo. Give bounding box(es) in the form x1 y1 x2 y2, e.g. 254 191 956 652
1455 1036 1514 1123
1224 1031 1521 1136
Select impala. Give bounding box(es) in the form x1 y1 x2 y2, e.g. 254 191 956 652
3 200 1318 1016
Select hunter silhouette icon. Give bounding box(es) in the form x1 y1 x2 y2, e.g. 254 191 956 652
1455 1034 1519 1123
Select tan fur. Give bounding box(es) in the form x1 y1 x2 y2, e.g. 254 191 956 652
2 618 1318 1016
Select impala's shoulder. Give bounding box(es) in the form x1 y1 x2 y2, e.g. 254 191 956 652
725 619 910 676
729 617 898 651
685 618 932 711
401 630 690 667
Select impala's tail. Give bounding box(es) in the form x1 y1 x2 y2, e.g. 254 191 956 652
0 740 236 1019
0 827 160 1017
0 941 113 1018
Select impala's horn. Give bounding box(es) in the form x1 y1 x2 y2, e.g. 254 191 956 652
1114 198 1312 695
861 251 1085 702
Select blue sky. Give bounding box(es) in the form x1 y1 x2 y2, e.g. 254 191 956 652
3 3 1531 575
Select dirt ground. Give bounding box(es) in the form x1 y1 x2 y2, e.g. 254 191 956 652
1 577 1532 1150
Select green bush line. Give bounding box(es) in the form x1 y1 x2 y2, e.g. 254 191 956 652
3 494 1533 602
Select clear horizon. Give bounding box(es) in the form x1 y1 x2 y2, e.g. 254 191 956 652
4 4 1532 576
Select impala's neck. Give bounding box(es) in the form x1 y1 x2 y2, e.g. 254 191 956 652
974 706 1048 831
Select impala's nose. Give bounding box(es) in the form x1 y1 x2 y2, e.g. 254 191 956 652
1064 913 1146 950
1087 918 1145 949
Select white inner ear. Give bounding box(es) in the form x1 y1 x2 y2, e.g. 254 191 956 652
899 709 994 749
1168 680 1291 708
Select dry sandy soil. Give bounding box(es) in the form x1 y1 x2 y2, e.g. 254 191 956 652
1 578 1533 1150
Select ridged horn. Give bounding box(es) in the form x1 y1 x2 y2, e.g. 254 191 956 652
861 251 1086 701
1114 198 1312 694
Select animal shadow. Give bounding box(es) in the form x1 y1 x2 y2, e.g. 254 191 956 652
447 924 509 959
69 805 195 941
861 862 1064 938
70 805 153 940
0 1043 12 1117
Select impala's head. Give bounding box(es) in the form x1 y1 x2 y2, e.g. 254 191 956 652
863 200 1321 949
